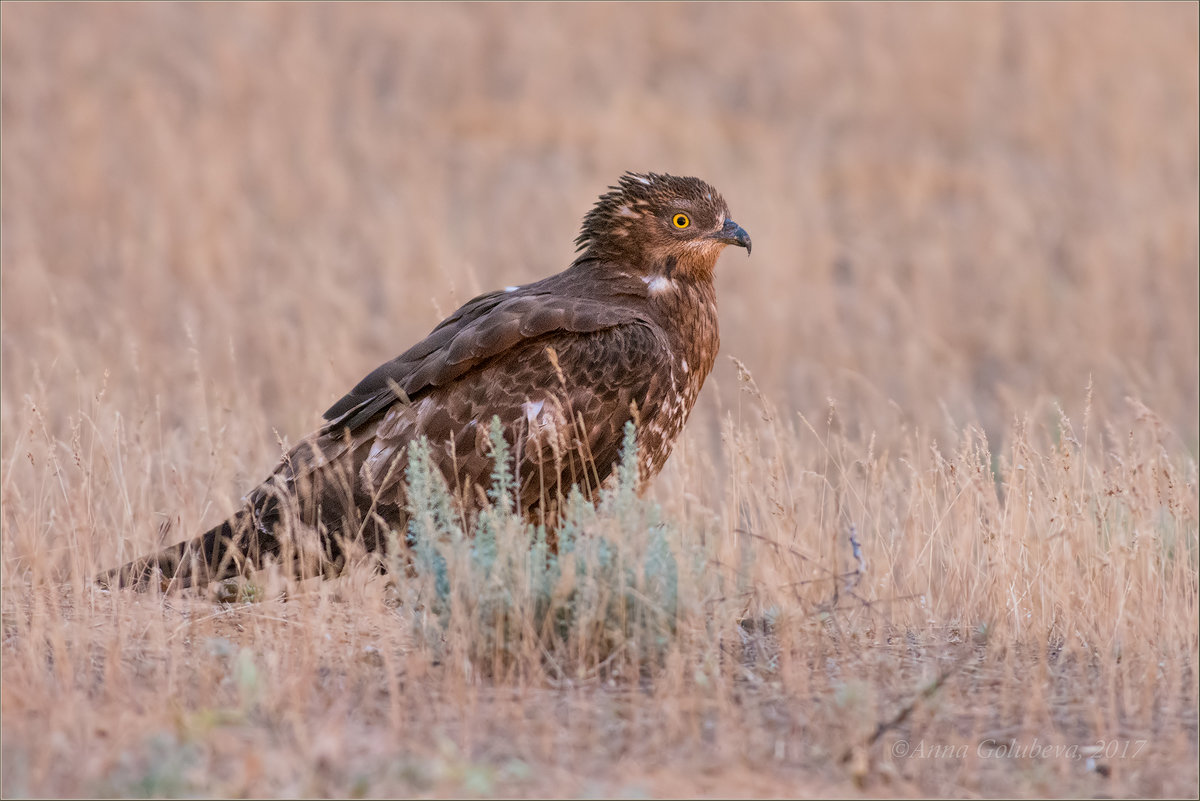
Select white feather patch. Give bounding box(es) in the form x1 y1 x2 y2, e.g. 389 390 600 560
643 275 675 294
366 441 395 468
523 399 545 423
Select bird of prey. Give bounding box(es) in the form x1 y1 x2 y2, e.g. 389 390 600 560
103 172 751 590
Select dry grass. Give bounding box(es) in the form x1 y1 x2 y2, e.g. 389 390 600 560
2 2 1197 797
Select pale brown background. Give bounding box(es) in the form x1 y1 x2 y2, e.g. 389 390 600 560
4 2 1196 448
2 3 1197 797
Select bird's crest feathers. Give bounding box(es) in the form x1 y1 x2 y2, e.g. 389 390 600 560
575 172 729 254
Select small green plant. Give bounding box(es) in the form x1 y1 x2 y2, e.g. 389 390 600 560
395 418 687 680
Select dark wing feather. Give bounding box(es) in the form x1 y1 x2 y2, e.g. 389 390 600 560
321 289 508 430
358 319 676 510
323 285 645 433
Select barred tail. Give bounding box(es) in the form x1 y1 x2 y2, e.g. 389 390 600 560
97 461 400 591
98 508 280 591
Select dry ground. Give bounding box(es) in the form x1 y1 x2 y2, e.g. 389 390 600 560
2 2 1197 797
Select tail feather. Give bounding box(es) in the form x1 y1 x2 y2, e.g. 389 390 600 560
98 508 280 591
97 492 401 592
97 437 410 592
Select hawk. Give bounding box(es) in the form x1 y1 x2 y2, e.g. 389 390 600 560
103 172 751 589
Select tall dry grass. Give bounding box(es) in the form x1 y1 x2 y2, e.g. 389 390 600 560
2 2 1197 797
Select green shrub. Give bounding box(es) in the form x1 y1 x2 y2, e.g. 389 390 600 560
393 418 687 680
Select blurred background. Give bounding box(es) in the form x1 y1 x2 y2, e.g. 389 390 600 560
1 7 1197 796
2 1 1197 458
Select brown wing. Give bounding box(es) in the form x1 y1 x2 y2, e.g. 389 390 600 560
322 280 646 434
356 319 676 515
259 267 663 533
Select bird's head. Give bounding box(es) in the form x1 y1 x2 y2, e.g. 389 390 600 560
575 172 751 282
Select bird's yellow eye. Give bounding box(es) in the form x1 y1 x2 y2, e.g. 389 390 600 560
672 213 690 229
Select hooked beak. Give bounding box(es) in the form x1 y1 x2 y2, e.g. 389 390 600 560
714 218 752 255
